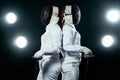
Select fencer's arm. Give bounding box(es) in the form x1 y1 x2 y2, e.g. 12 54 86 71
45 7 61 54
43 16 61 54
33 6 61 58
33 49 44 59
63 26 93 57
46 24 61 54
63 25 81 52
46 6 59 27
80 46 93 58
46 7 62 53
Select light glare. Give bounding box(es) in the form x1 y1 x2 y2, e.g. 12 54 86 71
15 36 28 48
106 9 120 23
5 12 17 24
101 35 114 48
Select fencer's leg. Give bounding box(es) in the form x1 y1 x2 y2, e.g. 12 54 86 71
42 59 61 80
71 62 79 80
37 71 43 80
62 62 79 80
36 60 44 80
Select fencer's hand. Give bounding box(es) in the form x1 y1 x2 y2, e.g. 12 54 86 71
32 56 43 61
52 6 59 16
81 46 93 58
33 50 44 60
65 5 72 15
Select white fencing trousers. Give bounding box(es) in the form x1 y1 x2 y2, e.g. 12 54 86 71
37 59 61 80
62 62 80 80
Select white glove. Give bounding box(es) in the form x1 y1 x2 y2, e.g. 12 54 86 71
64 5 73 24
33 50 44 59
52 6 59 16
80 46 93 58
65 5 72 15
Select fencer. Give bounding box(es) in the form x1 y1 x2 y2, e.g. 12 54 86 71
33 6 62 80
61 5 93 80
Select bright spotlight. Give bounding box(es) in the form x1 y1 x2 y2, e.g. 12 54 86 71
101 35 114 48
14 36 28 48
5 12 17 24
106 9 120 23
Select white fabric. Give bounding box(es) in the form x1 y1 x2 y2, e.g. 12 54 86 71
37 59 61 80
80 46 92 55
62 62 79 80
63 16 82 58
65 5 72 14
33 16 62 59
34 6 62 80
64 15 73 24
52 6 59 16
62 15 82 80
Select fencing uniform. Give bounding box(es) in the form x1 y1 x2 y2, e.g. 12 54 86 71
34 12 62 80
61 14 82 80
61 5 93 80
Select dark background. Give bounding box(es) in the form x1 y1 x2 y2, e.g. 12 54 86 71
0 0 120 80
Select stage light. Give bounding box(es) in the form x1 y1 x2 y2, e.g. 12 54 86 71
14 36 28 48
106 9 120 23
5 12 17 24
101 35 114 48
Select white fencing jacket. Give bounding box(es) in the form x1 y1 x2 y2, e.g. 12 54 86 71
34 16 62 59
62 15 82 63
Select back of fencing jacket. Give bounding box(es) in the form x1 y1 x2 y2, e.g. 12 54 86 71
35 16 62 59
